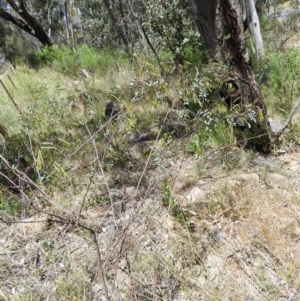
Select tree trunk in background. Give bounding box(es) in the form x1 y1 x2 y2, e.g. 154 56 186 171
189 1 218 51
118 0 130 45
190 0 271 151
0 0 53 46
47 0 54 38
64 1 70 47
248 0 265 58
296 0 300 15
64 0 75 49
69 0 75 48
102 0 129 49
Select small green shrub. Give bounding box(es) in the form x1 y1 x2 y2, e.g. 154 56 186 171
29 44 130 76
55 278 92 301
187 112 234 156
260 48 300 115
30 46 70 68
186 131 209 156
0 190 23 215
182 45 209 69
145 0 202 68
161 180 192 229
101 136 129 169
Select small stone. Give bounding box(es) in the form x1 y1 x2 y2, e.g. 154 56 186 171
279 288 288 298
277 149 287 154
235 173 260 185
164 215 175 228
205 254 224 280
125 186 139 201
253 156 278 168
128 144 142 160
196 180 207 186
227 179 241 188
269 119 285 133
186 187 205 203
266 173 290 189
209 229 225 243
92 284 102 293
271 173 286 179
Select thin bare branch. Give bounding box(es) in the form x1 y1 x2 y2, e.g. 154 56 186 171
273 98 300 138
83 118 119 233
76 175 94 224
92 230 110 301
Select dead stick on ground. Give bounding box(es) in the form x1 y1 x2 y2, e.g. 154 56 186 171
92 230 110 301
0 155 110 301
76 176 94 224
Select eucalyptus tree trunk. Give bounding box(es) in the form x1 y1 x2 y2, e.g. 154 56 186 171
47 0 54 38
190 0 271 151
64 0 75 48
248 0 265 58
296 0 300 15
64 1 70 46
69 0 75 48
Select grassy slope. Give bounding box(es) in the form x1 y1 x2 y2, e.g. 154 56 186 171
1 25 300 300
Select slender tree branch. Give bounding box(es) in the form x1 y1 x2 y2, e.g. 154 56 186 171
140 22 166 74
1 0 53 45
92 230 110 301
273 98 300 138
0 7 35 36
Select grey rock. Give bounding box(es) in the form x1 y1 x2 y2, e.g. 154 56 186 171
266 173 290 189
127 133 149 144
234 173 260 185
253 156 279 168
125 186 140 201
209 229 225 243
128 143 143 159
186 187 205 203
269 119 285 133
277 149 287 154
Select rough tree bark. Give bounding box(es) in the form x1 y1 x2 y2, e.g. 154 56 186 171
46 0 54 38
190 0 271 151
64 1 70 46
64 0 75 49
0 0 53 46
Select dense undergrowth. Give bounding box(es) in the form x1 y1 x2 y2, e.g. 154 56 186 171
1 36 300 212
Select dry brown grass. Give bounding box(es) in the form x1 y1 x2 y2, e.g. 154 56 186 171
1 62 300 301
